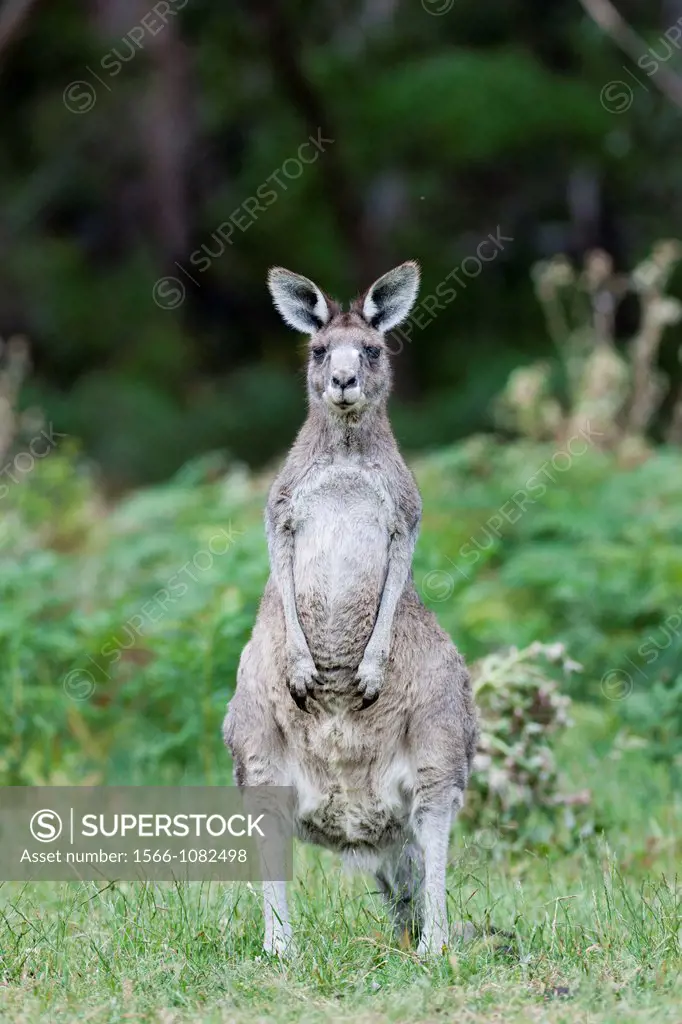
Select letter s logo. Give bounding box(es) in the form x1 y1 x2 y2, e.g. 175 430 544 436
30 810 63 842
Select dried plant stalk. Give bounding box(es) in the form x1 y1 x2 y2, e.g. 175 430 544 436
497 242 682 448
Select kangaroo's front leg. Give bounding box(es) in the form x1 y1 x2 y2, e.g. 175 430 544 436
266 510 318 710
356 527 416 706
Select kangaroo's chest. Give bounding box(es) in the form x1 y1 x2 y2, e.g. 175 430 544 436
290 460 396 547
289 461 396 669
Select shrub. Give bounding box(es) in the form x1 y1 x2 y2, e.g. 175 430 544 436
467 641 579 833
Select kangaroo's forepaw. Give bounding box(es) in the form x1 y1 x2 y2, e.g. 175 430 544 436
355 655 386 707
287 649 318 711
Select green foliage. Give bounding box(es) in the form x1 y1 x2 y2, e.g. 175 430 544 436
0 446 264 785
2 432 681 801
354 49 608 165
417 436 682 711
619 673 682 764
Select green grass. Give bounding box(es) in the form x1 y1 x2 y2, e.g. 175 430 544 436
1 710 679 1023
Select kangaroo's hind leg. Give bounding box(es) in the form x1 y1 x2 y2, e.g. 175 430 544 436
226 732 293 957
413 787 458 956
375 842 425 945
230 754 292 958
224 629 294 957
403 634 478 956
261 880 292 957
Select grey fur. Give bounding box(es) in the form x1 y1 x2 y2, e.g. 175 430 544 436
223 263 479 957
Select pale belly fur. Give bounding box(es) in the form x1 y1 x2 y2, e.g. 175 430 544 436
287 466 403 850
291 467 391 671
288 714 416 854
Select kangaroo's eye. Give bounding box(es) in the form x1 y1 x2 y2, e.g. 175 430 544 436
364 345 381 361
312 346 327 362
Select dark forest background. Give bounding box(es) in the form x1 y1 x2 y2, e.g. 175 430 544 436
1 0 681 488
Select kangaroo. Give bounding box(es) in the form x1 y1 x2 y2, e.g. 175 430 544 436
223 262 478 957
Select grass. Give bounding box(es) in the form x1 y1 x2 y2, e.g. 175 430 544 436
1 710 679 1023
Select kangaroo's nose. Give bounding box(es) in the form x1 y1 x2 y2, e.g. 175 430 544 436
332 373 358 389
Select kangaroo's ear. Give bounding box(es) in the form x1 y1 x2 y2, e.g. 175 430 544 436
267 267 331 334
361 261 420 333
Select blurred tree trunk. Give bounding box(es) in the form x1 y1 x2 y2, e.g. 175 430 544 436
0 0 39 59
93 0 192 261
138 19 192 258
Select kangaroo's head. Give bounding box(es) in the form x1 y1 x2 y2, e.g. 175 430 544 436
267 262 420 417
